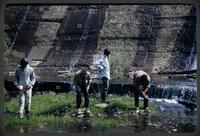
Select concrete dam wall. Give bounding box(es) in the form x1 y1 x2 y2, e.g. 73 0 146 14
4 5 196 80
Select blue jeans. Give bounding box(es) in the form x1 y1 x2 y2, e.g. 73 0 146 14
101 77 109 101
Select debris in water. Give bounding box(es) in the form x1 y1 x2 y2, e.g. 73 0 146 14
95 103 109 108
172 128 178 132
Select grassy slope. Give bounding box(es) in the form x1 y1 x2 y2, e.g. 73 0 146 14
4 92 156 128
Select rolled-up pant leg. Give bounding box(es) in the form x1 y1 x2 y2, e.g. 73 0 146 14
25 88 32 113
101 77 109 101
18 90 25 117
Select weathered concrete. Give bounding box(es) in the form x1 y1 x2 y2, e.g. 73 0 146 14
4 5 196 80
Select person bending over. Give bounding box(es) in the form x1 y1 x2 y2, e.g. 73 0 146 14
73 68 92 115
133 70 150 112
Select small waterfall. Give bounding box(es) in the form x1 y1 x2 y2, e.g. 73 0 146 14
68 6 98 72
185 35 197 70
11 6 30 48
149 84 197 109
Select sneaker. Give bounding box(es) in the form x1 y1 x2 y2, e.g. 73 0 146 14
76 108 82 115
83 108 91 114
25 111 31 119
18 113 24 119
144 108 151 113
135 107 140 114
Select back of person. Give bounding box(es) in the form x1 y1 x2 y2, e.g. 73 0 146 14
133 70 150 87
73 70 91 89
73 68 91 115
132 70 151 112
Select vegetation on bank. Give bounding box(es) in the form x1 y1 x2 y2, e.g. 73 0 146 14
4 92 156 129
110 52 132 80
4 32 24 63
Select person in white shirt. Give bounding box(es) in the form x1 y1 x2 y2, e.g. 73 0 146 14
95 48 111 103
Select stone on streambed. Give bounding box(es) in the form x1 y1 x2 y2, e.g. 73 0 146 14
95 103 109 108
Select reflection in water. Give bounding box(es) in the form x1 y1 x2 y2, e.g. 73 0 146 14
72 117 92 133
5 106 196 134
133 114 149 133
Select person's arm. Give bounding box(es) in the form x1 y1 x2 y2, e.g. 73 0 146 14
86 72 92 91
142 88 148 94
14 67 23 90
14 68 19 87
141 80 149 99
30 68 36 86
143 75 150 94
73 74 78 85
72 74 81 93
94 59 104 70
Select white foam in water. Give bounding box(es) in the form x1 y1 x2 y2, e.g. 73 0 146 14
162 99 179 104
150 98 186 111
150 98 179 104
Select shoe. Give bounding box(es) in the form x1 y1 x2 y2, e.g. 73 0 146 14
25 111 31 119
83 108 91 114
135 107 140 114
144 108 151 113
76 108 82 115
18 113 23 119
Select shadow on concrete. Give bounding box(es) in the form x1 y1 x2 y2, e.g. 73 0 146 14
5 6 50 58
41 5 108 69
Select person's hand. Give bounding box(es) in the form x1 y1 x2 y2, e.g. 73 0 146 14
17 85 23 90
26 84 32 90
142 92 148 99
139 85 143 90
144 94 148 99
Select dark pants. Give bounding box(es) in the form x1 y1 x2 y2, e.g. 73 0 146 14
101 77 109 101
76 85 89 108
134 86 148 109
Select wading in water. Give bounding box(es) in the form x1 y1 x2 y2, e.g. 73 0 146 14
94 48 111 103
14 58 36 119
73 68 92 116
132 70 151 113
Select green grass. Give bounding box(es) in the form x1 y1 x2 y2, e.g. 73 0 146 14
4 92 156 129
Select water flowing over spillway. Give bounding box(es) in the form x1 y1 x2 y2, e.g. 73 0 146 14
149 82 197 109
